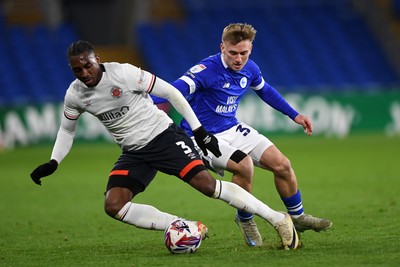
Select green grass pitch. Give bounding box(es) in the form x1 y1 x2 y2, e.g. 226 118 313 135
0 134 399 266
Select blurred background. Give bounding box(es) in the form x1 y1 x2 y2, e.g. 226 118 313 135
1 0 400 148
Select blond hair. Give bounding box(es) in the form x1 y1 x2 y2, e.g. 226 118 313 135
221 23 257 45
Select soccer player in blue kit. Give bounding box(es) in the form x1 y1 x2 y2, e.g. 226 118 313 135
154 23 332 246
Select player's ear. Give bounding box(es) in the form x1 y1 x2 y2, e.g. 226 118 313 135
95 54 101 63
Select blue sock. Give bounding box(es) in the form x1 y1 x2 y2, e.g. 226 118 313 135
236 210 254 221
281 190 304 216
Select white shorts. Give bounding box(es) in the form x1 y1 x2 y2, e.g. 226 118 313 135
192 122 274 177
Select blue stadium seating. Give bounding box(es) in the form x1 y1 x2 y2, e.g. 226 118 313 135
135 0 400 93
0 12 77 106
1 1 399 106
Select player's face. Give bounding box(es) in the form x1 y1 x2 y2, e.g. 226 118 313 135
68 51 102 87
220 40 252 71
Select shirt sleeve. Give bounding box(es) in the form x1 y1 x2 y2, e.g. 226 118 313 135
50 117 76 163
247 60 298 120
151 77 202 130
123 64 157 94
253 81 299 120
151 78 191 104
50 92 80 163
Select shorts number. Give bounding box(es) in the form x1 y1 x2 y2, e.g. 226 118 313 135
176 141 192 155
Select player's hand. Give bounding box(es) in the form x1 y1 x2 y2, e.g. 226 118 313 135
30 159 58 185
294 114 313 136
193 126 222 157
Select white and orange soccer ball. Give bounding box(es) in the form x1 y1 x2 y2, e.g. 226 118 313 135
164 219 207 254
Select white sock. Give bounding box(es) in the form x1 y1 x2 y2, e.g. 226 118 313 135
115 202 178 230
213 180 285 225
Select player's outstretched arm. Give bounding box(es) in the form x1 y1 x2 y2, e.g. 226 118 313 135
254 84 314 135
150 79 190 104
253 83 298 120
30 115 77 185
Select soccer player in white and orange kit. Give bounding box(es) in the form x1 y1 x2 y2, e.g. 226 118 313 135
30 40 299 250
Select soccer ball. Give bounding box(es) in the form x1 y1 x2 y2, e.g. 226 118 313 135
164 219 205 254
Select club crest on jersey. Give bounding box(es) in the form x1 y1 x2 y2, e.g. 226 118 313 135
110 86 123 98
240 77 247 88
189 64 206 74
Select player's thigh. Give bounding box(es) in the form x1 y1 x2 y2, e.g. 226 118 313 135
107 154 158 197
257 144 288 171
217 122 265 154
188 169 217 197
208 140 237 170
150 124 206 182
104 187 134 212
104 159 157 216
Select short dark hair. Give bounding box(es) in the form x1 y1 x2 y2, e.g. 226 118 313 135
67 40 95 57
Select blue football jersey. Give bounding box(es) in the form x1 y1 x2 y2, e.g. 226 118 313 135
176 53 264 135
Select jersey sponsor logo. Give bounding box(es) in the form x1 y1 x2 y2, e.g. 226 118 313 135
110 86 123 98
215 104 238 114
240 77 247 88
189 64 206 74
215 96 239 113
98 106 129 122
226 96 238 104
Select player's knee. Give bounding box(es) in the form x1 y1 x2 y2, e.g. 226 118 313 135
104 197 126 218
203 184 216 197
275 156 292 177
237 155 253 177
198 179 216 198
104 187 134 218
188 171 216 198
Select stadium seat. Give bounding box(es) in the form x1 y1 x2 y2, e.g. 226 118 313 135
0 20 78 105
